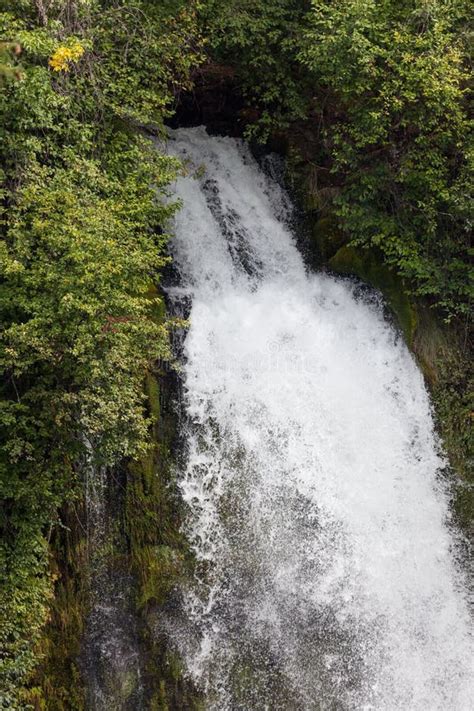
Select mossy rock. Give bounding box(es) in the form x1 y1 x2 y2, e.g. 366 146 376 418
329 245 417 347
145 370 161 423
135 544 185 608
146 282 166 324
123 368 204 709
411 303 448 385
309 215 347 262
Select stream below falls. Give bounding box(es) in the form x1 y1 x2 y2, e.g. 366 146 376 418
163 126 472 710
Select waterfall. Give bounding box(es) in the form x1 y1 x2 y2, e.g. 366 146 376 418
165 127 472 710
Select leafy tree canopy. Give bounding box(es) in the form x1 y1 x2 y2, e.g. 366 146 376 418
204 0 472 320
0 1 203 704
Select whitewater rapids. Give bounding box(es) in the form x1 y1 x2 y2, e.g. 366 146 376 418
164 127 472 710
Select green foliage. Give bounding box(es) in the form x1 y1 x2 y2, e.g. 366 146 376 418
24 505 88 711
2 156 175 460
0 1 203 705
0 41 22 83
92 2 203 126
205 0 472 319
299 0 473 319
201 0 311 138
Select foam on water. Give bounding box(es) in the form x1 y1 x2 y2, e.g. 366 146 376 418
165 127 472 710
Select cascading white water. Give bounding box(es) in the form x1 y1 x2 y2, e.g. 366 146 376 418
165 126 472 710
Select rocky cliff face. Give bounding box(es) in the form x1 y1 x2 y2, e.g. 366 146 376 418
29 367 202 710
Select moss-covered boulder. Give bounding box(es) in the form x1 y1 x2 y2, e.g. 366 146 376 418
309 215 347 263
124 371 203 710
329 245 417 347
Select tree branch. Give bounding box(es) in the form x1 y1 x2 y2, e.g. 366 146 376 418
35 0 48 26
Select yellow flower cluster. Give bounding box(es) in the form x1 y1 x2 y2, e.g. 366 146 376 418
49 42 84 72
